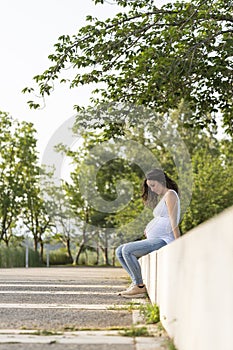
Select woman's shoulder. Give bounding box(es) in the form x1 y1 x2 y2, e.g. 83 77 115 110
164 190 179 202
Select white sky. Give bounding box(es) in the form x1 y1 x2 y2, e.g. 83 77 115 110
0 0 169 159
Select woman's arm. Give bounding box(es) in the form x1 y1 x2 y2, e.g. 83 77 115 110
165 191 180 239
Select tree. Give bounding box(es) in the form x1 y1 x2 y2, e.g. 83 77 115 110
64 178 95 265
0 112 40 246
55 127 150 264
21 167 64 260
46 183 80 264
50 102 233 266
72 104 233 237
0 113 18 245
168 103 233 232
24 0 233 135
21 186 54 258
180 144 233 232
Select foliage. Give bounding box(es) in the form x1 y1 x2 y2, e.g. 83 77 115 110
57 128 150 258
0 245 41 268
180 136 233 232
23 0 233 135
0 111 57 257
45 248 73 265
20 167 54 257
166 338 178 350
42 182 81 264
54 102 233 257
119 325 150 337
140 302 160 324
0 112 40 246
1 104 232 265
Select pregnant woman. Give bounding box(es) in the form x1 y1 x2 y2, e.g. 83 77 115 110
116 168 181 298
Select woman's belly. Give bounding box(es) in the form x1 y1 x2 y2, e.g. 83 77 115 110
145 217 172 240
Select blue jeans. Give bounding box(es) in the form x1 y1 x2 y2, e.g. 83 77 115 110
116 238 167 285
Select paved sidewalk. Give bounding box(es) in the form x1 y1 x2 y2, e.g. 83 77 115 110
0 267 169 349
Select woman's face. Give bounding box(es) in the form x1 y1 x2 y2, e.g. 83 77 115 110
147 180 165 195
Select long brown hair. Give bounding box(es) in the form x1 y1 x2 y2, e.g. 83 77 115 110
142 168 179 208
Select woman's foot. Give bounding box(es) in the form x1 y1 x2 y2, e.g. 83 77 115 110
118 282 134 295
120 284 147 298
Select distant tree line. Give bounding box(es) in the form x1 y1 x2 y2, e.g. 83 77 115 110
0 107 232 266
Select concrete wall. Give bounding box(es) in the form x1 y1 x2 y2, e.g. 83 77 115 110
140 206 233 350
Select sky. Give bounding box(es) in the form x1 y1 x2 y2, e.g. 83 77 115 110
0 0 117 154
0 0 172 178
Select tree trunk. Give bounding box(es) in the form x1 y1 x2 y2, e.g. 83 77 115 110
104 247 110 266
39 241 44 263
104 232 110 266
66 238 74 263
34 236 38 252
73 241 85 265
112 247 116 266
96 244 100 265
85 250 88 265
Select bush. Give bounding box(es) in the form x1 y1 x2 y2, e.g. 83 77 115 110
0 245 41 268
140 303 160 324
44 249 73 265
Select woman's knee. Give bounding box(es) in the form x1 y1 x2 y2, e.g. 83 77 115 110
116 244 124 258
121 243 132 257
117 243 133 258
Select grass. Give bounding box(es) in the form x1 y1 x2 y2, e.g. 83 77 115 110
108 301 142 311
61 325 127 332
140 303 160 324
32 330 63 336
0 246 41 268
119 325 150 337
166 338 178 350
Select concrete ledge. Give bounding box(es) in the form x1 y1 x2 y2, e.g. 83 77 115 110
141 206 233 350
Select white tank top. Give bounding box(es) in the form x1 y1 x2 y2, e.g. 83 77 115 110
145 189 180 244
